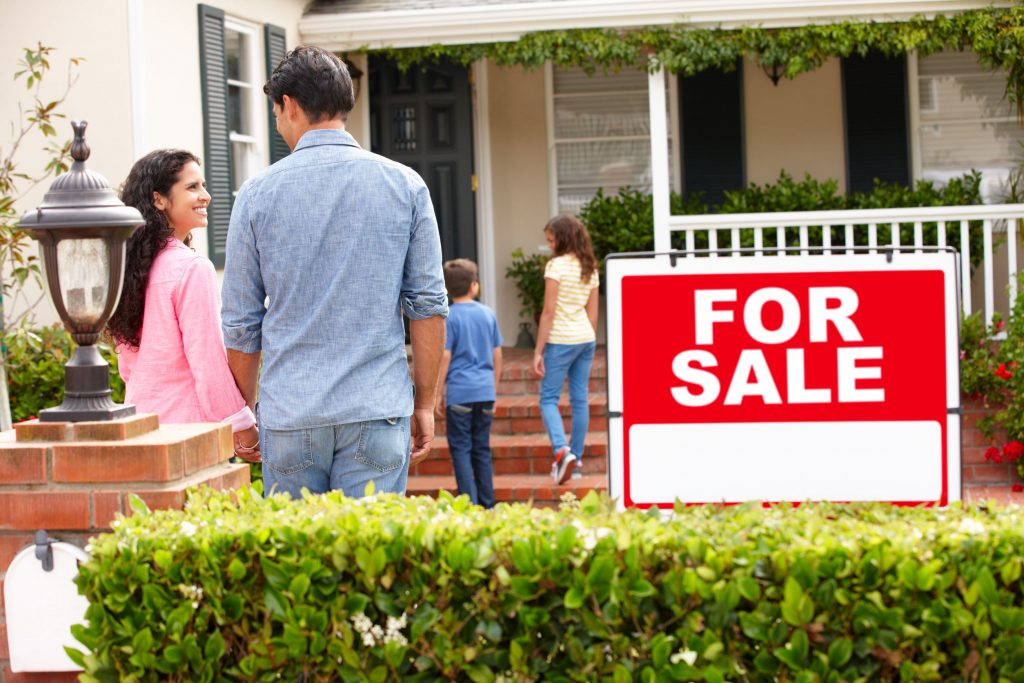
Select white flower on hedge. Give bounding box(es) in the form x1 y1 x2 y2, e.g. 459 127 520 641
959 518 986 535
179 521 198 537
670 649 698 665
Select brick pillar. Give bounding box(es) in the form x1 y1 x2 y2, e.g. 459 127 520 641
0 414 249 682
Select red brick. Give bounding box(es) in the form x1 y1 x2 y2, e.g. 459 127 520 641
52 442 183 483
0 447 46 485
2 668 80 682
13 420 70 443
0 536 32 573
129 462 249 515
92 491 122 529
71 413 159 441
182 426 230 475
965 464 1016 485
0 492 91 531
963 445 991 465
0 622 7 661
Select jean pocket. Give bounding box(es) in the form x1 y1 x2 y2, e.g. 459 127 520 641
449 404 473 415
356 418 408 473
264 428 314 475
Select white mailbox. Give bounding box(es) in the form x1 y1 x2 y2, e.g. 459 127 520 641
4 534 89 672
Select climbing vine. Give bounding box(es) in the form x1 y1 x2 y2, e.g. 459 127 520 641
369 6 1024 115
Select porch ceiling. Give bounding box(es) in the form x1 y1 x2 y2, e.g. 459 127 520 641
300 0 1007 51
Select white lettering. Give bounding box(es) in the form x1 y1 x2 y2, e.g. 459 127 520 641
837 347 884 402
809 287 863 342
694 290 737 345
785 348 832 403
724 350 782 405
671 350 721 407
744 287 800 344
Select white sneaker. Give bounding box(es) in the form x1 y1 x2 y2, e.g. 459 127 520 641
553 448 576 485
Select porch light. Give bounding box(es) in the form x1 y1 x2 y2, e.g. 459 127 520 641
343 57 364 100
18 120 142 421
762 62 783 86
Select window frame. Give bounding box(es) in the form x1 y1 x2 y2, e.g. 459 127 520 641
223 16 267 194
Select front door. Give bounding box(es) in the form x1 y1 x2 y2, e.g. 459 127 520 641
368 57 477 262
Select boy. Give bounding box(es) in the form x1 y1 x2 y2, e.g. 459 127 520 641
436 259 503 508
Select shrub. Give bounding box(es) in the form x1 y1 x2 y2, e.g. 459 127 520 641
504 248 549 323
73 489 1024 681
4 324 124 422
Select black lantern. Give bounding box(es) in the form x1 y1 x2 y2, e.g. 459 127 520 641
18 121 142 422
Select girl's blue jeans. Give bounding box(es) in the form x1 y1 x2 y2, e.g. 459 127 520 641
539 341 596 459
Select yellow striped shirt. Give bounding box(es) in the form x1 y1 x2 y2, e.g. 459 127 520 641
545 254 599 344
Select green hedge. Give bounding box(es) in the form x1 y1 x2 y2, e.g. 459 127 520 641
72 489 1024 681
4 325 124 423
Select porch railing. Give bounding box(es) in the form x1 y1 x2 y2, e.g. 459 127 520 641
662 204 1024 327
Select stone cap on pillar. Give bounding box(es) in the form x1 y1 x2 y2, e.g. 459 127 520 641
14 413 159 442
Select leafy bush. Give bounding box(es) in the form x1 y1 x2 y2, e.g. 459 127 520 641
504 248 549 323
4 324 124 422
580 171 986 265
73 488 1024 681
960 274 1024 476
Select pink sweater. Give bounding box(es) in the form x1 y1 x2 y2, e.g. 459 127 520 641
117 240 255 432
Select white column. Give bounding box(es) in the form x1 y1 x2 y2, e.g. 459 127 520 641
127 0 148 159
471 59 497 310
648 62 670 253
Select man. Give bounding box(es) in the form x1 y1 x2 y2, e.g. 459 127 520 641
221 46 447 499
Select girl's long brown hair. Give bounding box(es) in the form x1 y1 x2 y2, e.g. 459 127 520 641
544 213 597 283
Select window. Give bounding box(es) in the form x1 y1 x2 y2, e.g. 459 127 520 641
915 49 1024 201
547 64 678 215
197 4 288 266
225 19 263 194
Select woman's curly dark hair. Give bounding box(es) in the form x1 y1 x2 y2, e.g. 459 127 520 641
107 149 198 349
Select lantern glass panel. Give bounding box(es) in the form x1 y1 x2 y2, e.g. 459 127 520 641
55 237 109 326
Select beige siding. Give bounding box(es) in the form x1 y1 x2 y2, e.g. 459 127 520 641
743 56 847 189
487 63 551 344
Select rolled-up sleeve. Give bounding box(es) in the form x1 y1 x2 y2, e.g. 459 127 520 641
401 180 448 321
221 181 266 353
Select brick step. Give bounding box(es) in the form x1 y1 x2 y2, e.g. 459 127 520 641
412 432 608 476
407 472 609 506
498 377 605 395
436 393 608 436
495 347 606 395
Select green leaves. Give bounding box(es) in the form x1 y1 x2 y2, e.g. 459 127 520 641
70 490 1024 680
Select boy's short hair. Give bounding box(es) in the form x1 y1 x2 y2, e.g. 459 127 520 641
444 258 478 298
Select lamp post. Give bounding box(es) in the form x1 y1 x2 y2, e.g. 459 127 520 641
18 120 142 422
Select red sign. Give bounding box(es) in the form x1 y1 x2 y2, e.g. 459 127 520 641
608 256 959 508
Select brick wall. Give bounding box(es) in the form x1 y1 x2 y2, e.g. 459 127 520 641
0 415 248 682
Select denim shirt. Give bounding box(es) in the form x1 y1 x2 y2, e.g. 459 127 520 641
221 129 448 430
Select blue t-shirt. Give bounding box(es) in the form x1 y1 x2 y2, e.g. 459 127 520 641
445 301 503 405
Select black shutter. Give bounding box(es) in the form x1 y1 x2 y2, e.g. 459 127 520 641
843 53 910 193
197 4 233 267
264 23 290 164
678 61 745 207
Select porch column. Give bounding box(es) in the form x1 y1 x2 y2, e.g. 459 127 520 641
648 60 671 253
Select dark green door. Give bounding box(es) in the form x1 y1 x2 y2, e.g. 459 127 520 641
368 57 477 262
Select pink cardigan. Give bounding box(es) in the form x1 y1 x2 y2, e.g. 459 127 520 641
117 240 255 432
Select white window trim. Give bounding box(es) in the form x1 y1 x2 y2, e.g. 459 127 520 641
907 51 923 182
544 60 680 218
224 16 267 182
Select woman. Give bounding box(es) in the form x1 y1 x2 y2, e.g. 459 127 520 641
107 150 259 461
533 213 600 484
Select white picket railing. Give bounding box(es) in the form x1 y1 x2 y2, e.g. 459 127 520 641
661 204 1024 326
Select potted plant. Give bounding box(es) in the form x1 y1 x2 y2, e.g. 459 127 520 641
505 248 549 347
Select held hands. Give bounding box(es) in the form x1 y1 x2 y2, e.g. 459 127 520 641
233 425 261 463
410 407 435 467
533 351 545 378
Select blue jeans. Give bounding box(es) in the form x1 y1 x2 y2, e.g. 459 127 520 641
446 401 496 508
540 341 596 459
260 414 410 499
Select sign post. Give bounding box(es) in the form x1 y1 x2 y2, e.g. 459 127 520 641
606 251 961 508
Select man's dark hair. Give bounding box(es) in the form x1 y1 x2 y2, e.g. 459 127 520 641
444 259 478 298
263 45 354 122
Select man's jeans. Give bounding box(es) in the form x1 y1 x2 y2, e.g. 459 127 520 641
446 401 496 508
540 341 596 459
260 415 410 499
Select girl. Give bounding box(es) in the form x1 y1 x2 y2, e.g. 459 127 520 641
107 150 260 461
533 213 599 484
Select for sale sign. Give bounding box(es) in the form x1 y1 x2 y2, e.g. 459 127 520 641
605 253 960 508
